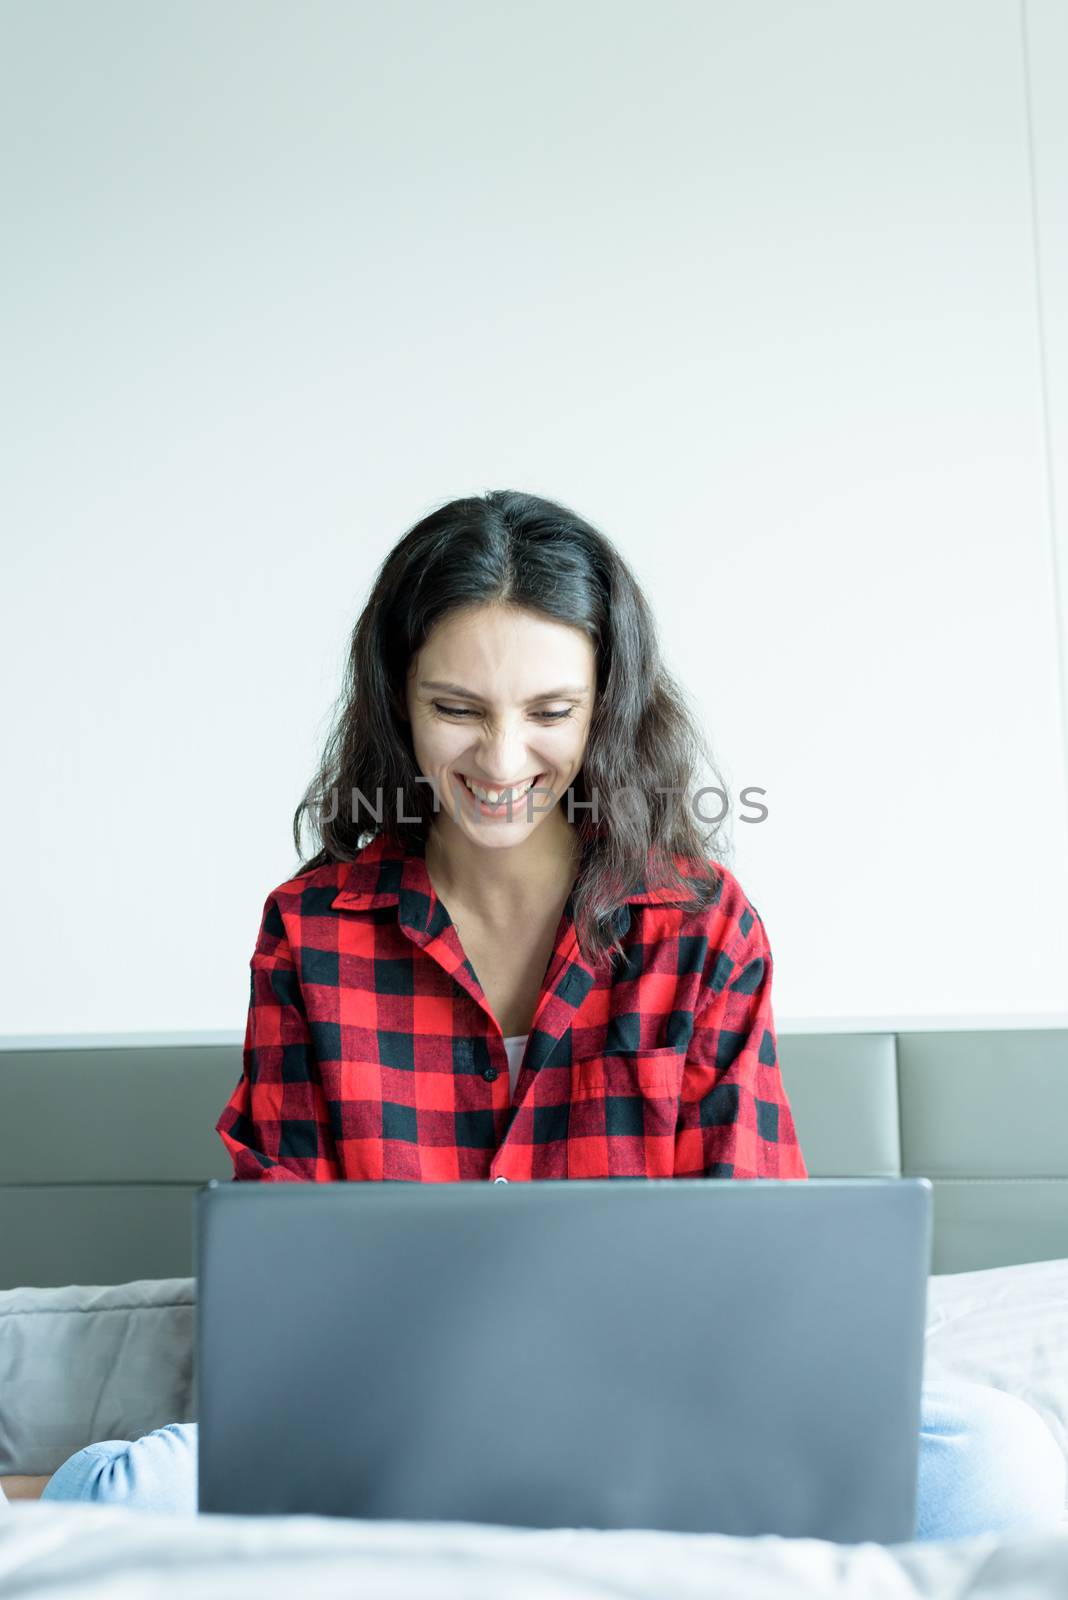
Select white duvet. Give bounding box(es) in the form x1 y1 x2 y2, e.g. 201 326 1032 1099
0 1501 1067 1600
1 1257 1067 1600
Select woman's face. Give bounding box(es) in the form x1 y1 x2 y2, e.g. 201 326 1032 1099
404 603 596 850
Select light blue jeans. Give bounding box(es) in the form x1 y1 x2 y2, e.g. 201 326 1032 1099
39 1378 1067 1542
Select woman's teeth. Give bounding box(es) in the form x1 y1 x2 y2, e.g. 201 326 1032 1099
462 775 539 805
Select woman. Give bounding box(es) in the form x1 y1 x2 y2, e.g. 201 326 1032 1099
11 490 1065 1536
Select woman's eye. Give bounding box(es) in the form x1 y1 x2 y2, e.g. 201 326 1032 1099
432 703 573 721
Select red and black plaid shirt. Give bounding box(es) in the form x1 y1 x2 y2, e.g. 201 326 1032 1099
216 832 808 1184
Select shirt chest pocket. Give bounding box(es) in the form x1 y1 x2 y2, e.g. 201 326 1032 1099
566 1048 686 1180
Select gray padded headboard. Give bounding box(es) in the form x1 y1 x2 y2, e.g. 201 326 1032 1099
1 1030 1065 1288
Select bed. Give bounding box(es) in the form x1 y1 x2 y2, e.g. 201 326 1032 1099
1 1028 1066 1595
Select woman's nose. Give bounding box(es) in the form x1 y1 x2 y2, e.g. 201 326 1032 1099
476 720 533 781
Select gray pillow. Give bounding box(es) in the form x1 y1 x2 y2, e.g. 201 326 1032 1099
0 1278 195 1476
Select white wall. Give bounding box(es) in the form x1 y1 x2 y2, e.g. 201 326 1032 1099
2 0 1067 1039
1029 0 1068 905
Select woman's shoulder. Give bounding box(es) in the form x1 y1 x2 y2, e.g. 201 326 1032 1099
647 852 770 957
260 858 354 914
250 836 397 951
263 834 397 908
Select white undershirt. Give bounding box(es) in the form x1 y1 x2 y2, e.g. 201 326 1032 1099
503 1033 529 1098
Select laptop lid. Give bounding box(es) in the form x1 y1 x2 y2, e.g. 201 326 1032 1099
196 1177 932 1543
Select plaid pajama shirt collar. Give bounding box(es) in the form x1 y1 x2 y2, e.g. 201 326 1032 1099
329 832 688 1074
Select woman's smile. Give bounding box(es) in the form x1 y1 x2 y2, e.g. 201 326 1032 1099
458 772 549 814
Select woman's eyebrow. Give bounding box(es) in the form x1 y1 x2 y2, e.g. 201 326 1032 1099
419 679 589 701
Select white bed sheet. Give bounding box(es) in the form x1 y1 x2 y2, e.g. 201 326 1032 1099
1 1501 1068 1599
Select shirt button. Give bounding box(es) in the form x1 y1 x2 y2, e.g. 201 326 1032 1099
493 1175 509 1184
482 1066 499 1081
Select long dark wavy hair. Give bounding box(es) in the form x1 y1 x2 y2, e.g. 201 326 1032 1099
293 490 732 970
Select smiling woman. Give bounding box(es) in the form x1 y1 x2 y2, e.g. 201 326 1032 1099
227 486 792 1183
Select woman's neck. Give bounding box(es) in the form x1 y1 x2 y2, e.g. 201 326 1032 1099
424 814 582 930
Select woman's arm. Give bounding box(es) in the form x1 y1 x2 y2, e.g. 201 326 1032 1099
215 895 342 1181
1 1475 51 1501
673 905 808 1181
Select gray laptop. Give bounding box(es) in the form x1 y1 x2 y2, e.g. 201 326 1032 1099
195 1176 932 1543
